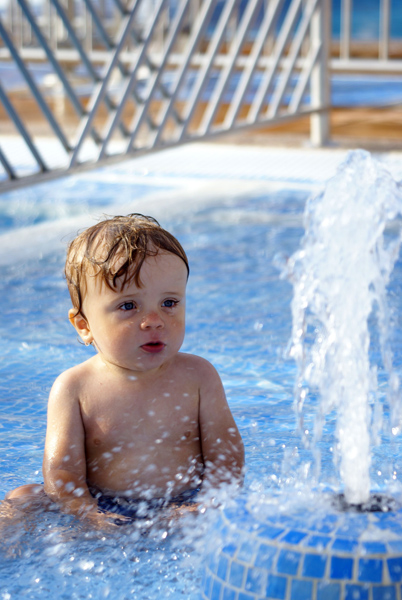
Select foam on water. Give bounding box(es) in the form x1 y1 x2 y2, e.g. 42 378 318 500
286 150 402 504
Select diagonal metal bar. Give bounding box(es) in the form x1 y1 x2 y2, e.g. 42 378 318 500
222 0 285 129
247 0 304 123
152 0 217 146
84 0 153 109
198 0 264 135
0 79 48 172
110 0 128 14
83 0 134 81
82 0 118 51
97 0 169 160
267 0 320 118
51 0 100 82
288 41 321 113
178 0 240 141
126 0 193 152
70 1 144 166
0 16 71 152
0 142 17 180
17 0 84 118
51 0 131 142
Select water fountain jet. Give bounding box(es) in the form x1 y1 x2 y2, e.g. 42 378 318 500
287 149 402 507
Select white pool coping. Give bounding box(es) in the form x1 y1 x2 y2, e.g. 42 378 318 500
1 135 402 188
1 139 401 267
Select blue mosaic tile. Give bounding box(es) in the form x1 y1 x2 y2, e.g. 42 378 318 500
302 553 327 578
245 567 265 595
358 558 383 583
376 522 402 535
290 579 313 600
372 586 396 600
316 582 341 600
373 517 399 529
387 557 402 582
330 556 354 580
255 543 277 569
222 588 236 600
345 584 369 600
361 542 387 555
278 515 304 528
276 550 301 575
332 538 358 553
203 503 402 600
266 574 287 600
203 572 213 597
280 530 307 545
211 578 222 600
304 535 332 550
309 514 339 533
222 543 238 558
385 523 402 535
237 541 257 563
209 553 218 570
387 541 402 554
229 562 245 588
224 507 250 522
336 517 368 538
372 512 395 522
217 555 229 581
256 524 285 540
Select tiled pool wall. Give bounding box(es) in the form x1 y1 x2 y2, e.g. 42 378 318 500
202 499 402 600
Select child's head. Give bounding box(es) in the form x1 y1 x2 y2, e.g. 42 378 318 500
65 214 189 318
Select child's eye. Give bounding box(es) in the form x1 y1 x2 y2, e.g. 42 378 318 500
162 299 178 308
120 301 136 311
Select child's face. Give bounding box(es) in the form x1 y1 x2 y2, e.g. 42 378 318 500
71 251 187 375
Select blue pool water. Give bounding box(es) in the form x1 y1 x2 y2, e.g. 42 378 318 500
1 149 402 598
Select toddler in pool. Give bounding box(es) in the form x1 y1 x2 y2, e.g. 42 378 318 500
5 214 244 526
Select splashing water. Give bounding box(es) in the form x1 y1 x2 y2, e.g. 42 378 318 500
286 150 402 505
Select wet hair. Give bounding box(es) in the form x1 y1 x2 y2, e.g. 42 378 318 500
65 213 189 317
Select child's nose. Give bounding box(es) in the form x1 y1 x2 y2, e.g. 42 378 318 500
140 311 164 329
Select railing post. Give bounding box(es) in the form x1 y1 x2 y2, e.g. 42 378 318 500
379 0 390 60
340 0 351 59
310 0 331 146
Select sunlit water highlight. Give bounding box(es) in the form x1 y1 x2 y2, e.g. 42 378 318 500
1 156 402 597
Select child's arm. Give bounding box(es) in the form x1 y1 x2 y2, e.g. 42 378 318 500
42 370 99 519
198 358 245 489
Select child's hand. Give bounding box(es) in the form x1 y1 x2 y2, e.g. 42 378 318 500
164 501 200 522
79 508 133 530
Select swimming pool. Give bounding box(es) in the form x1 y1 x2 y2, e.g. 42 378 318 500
1 144 402 598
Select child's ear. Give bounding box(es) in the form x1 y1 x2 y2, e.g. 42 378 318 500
68 308 93 345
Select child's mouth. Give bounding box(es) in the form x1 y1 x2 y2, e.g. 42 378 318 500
141 342 165 354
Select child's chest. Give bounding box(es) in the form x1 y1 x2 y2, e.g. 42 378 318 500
79 377 200 452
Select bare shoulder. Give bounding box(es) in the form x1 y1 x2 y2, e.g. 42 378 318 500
176 352 222 384
49 356 97 404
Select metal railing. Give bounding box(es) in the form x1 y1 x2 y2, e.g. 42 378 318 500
331 0 402 73
0 0 331 189
0 0 400 190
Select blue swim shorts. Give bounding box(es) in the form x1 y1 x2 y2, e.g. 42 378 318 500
94 487 200 521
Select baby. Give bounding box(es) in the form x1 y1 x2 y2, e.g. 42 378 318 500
5 214 244 526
